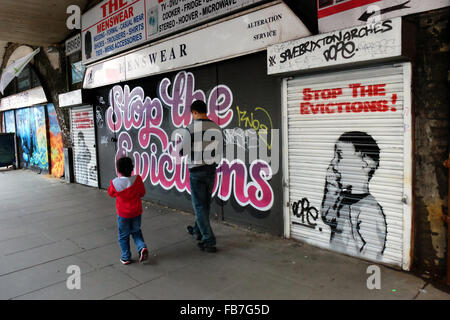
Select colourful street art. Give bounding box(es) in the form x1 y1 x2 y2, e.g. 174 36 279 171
15 106 48 170
47 104 64 177
15 108 32 166
3 110 15 133
106 71 275 211
30 107 48 170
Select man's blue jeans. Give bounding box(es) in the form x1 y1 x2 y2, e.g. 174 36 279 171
189 166 216 247
117 215 146 261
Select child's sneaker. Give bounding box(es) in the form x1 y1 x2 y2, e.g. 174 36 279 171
139 247 148 262
120 259 132 265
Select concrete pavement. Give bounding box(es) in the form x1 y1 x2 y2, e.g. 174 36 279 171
0 169 449 300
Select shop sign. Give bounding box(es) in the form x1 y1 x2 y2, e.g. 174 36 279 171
72 61 86 84
81 0 265 64
318 0 450 33
84 2 310 87
83 56 126 89
0 86 47 112
66 34 82 56
59 89 83 108
267 17 402 75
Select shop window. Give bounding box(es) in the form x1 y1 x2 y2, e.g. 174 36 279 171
17 66 31 92
31 68 41 88
1 65 42 98
68 51 84 89
2 80 16 97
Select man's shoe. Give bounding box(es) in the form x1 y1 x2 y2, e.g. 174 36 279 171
197 242 217 253
139 248 148 262
120 259 132 265
187 225 202 241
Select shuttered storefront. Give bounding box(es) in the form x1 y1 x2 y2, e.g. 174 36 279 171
70 106 98 187
284 63 412 269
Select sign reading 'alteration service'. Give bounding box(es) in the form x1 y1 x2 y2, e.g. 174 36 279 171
82 0 265 64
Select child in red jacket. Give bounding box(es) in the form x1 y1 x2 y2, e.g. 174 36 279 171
108 156 148 265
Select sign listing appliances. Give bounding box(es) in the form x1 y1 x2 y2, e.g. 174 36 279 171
267 17 402 75
84 2 310 88
81 0 265 64
318 0 450 33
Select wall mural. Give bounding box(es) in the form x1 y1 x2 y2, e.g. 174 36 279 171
47 104 64 177
72 108 98 187
15 107 48 171
321 131 387 257
290 74 406 265
3 110 15 133
106 70 275 211
15 108 32 167
76 131 92 185
30 107 48 170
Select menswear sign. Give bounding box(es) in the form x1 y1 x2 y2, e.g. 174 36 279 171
84 2 310 88
267 17 402 74
81 0 265 64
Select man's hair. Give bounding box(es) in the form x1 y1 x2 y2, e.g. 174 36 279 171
117 157 134 177
190 100 207 114
321 131 381 228
336 131 380 179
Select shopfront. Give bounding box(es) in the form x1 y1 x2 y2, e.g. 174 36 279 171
0 86 64 176
81 0 311 232
268 17 414 269
59 89 98 187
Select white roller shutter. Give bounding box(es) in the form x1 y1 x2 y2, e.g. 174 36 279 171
283 63 412 270
71 106 98 188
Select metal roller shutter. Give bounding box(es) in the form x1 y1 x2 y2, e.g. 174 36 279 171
283 63 412 270
71 106 98 188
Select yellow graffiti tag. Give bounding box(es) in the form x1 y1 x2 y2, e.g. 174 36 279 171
236 106 273 150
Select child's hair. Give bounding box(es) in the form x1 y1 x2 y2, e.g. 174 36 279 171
190 100 207 114
117 157 134 177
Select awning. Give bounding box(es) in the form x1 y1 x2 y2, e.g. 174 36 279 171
0 48 40 95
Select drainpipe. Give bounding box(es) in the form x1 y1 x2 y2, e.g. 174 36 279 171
444 153 450 286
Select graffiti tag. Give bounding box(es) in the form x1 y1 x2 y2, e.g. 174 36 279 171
323 40 356 62
292 198 319 230
236 106 273 150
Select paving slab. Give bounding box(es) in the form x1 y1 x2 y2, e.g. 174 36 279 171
42 215 118 241
14 266 139 300
209 270 315 300
129 275 212 300
0 233 56 256
105 291 142 300
69 227 118 250
75 242 121 270
0 256 94 300
0 239 85 276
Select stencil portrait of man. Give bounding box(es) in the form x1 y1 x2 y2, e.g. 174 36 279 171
320 131 387 259
76 131 91 185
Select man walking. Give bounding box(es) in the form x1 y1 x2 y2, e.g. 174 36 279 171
177 100 223 253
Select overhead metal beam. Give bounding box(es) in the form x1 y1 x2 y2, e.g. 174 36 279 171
0 0 89 46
